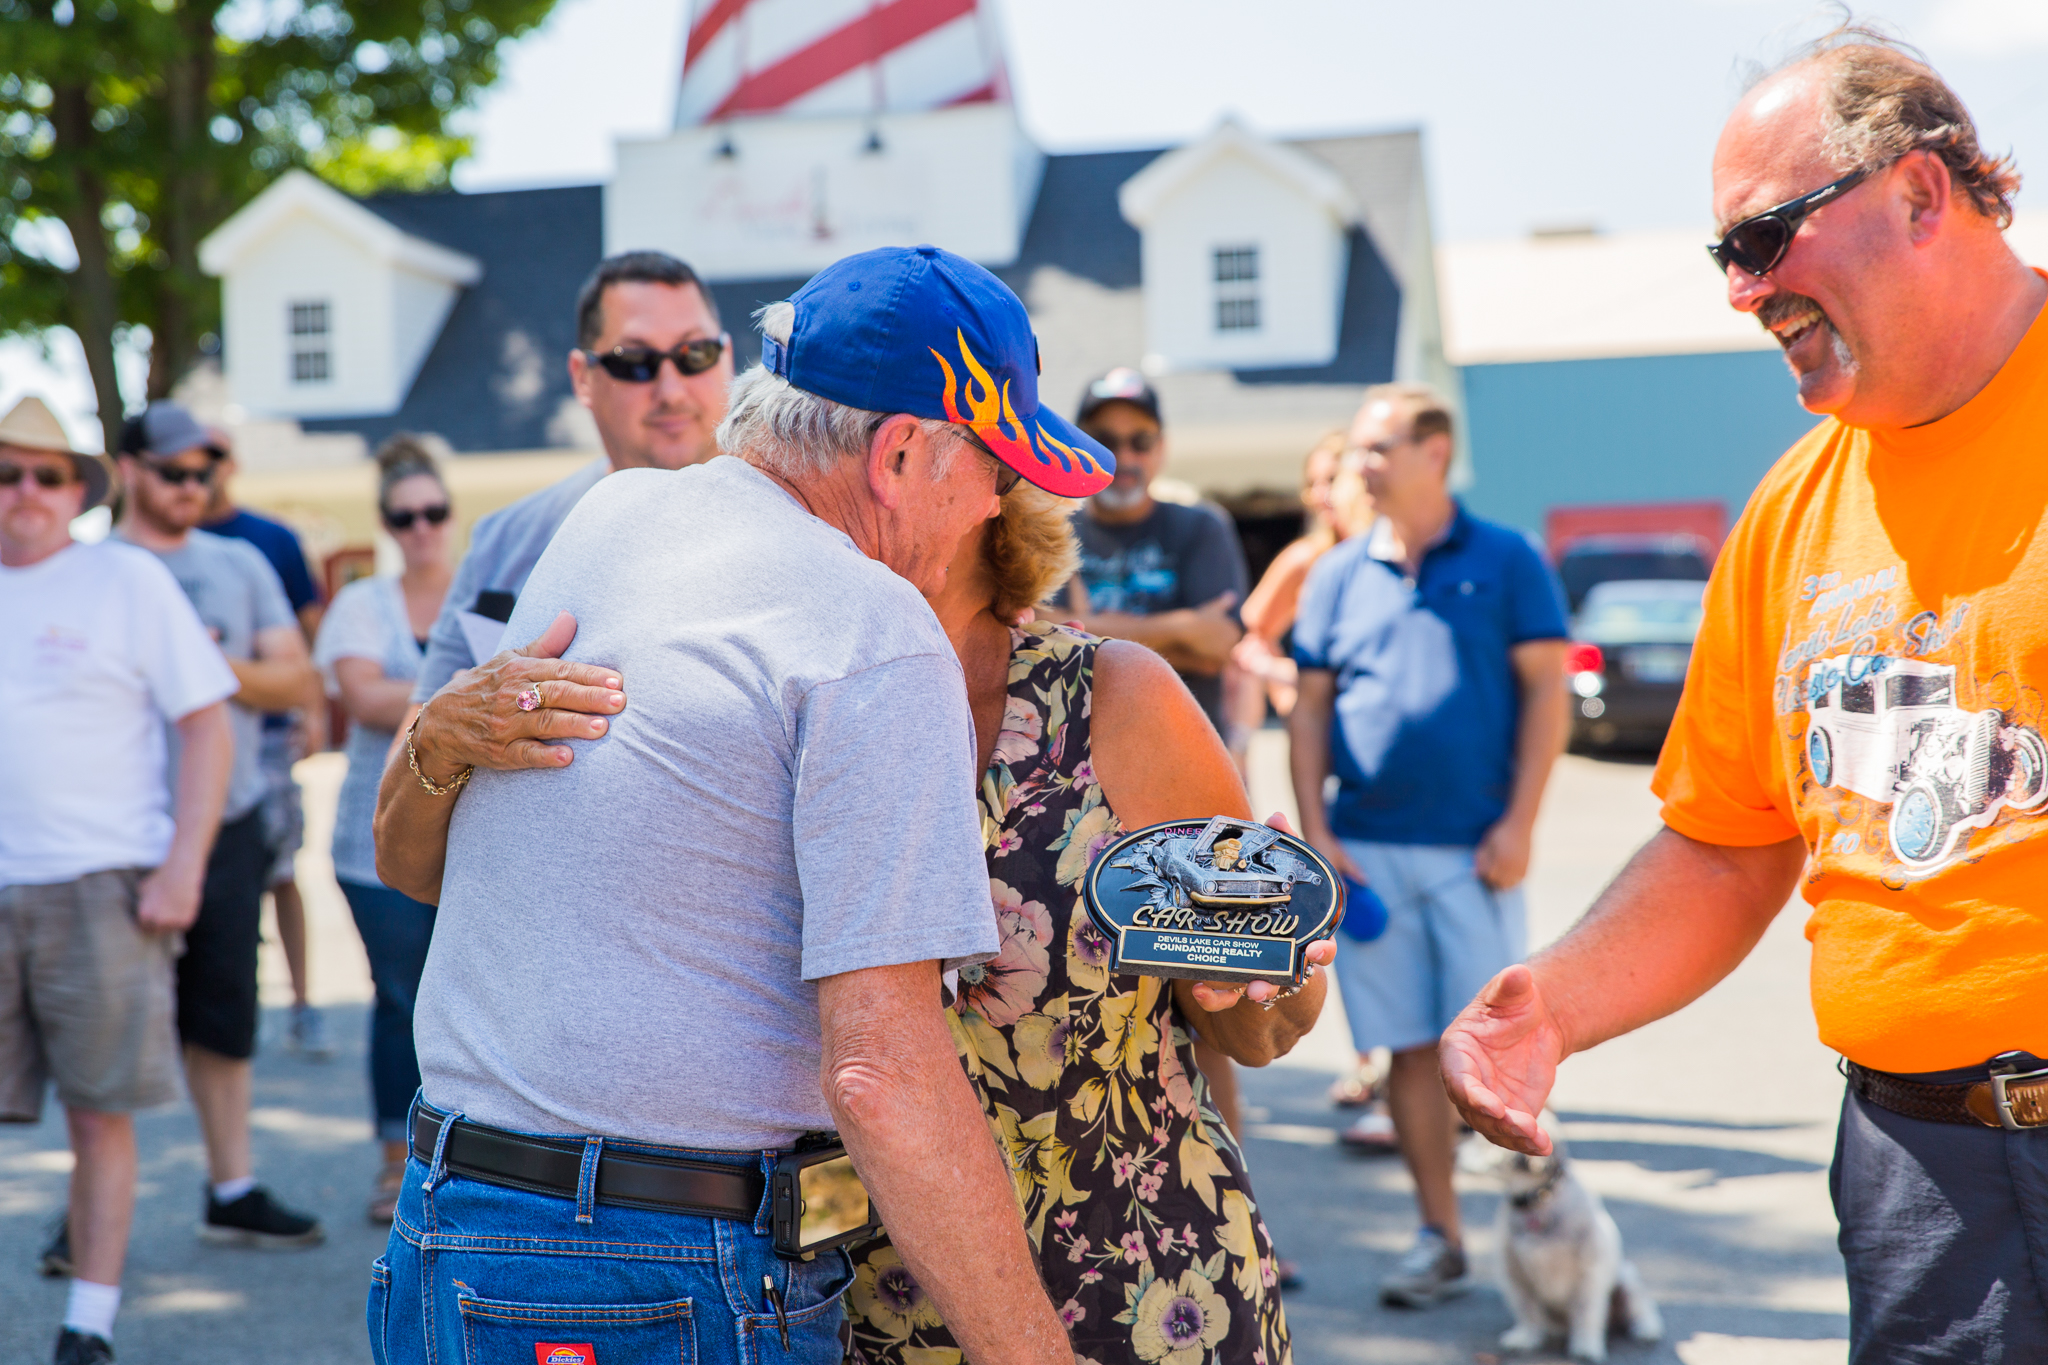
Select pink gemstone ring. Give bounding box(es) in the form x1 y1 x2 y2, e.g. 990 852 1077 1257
515 684 543 712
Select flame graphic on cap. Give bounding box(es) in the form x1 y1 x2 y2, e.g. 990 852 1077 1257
929 329 1107 488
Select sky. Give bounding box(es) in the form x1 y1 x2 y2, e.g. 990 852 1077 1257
11 0 2048 444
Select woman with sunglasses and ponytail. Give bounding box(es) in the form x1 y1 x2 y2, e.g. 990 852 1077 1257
312 434 456 1222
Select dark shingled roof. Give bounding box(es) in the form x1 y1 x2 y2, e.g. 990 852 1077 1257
302 184 602 453
301 143 1399 452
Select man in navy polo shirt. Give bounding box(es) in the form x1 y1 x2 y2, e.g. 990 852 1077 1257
1289 383 1568 1307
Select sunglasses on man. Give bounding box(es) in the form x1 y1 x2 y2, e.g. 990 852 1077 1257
145 460 216 487
1080 428 1158 456
0 462 74 490
384 503 452 531
1707 166 1870 277
955 428 1023 497
581 338 727 383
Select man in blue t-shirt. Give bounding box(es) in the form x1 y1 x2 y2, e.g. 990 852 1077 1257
1289 383 1568 1309
199 422 333 1058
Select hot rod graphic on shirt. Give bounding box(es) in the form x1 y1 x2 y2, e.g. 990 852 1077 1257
1804 652 2048 870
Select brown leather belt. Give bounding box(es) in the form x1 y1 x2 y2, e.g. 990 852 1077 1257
410 1103 765 1219
1845 1054 2048 1131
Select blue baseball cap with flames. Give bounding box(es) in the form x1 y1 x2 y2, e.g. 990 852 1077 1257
759 246 1115 498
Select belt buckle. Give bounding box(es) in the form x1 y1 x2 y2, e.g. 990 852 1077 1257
1988 1053 2048 1131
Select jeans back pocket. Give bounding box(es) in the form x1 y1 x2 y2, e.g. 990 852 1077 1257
367 1256 393 1365
458 1289 695 1365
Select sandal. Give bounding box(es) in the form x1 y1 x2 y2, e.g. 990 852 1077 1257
367 1161 404 1224
1328 1063 1381 1108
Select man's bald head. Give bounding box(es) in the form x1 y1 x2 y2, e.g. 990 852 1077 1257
1720 32 2017 233
1709 27 2035 428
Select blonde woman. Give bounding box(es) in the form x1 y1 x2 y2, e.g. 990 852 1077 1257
1229 432 1372 725
841 486 1331 1365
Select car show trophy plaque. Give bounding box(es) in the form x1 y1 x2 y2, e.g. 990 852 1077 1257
1082 816 1341 986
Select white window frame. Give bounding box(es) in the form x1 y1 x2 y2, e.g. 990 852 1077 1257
1213 244 1261 333
288 299 332 385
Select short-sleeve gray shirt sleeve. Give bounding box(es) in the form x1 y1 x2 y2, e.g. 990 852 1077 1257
792 653 997 980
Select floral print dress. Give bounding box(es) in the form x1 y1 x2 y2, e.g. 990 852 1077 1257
843 621 1294 1365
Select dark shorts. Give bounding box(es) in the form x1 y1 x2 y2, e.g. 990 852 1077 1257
176 809 271 1061
1832 1075 2048 1362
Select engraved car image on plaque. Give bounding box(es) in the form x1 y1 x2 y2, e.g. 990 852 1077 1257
1082 816 1342 986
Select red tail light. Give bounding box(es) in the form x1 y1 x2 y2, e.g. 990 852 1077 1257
1566 643 1605 675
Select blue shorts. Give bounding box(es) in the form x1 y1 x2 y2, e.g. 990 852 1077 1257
1329 841 1526 1054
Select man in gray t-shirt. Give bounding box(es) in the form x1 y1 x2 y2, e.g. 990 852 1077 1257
412 250 734 698
114 401 326 1250
375 247 1121 1365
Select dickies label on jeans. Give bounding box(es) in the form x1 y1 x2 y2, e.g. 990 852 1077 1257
535 1345 594 1365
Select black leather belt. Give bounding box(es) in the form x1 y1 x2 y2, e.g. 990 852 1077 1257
1846 1054 2048 1132
410 1104 765 1219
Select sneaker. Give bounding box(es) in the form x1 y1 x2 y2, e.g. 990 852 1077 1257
1379 1227 1471 1307
286 1003 334 1060
39 1214 72 1277
54 1328 114 1364
199 1185 326 1248
1339 1102 1401 1154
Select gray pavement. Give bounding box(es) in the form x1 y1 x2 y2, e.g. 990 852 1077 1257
0 746 1850 1363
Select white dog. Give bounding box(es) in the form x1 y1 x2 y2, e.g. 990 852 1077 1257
1462 1126 1663 1362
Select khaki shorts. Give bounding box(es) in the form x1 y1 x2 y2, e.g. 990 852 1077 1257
0 869 183 1120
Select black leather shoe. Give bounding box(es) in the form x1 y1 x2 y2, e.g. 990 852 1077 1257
54 1327 115 1364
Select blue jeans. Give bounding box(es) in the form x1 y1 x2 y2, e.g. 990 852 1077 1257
371 1107 854 1365
339 881 437 1143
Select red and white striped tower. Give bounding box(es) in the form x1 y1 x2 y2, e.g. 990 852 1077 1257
676 0 1012 128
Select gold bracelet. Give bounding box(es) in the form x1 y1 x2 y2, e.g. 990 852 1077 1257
406 711 474 797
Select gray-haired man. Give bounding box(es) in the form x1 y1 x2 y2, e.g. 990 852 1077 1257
369 246 1114 1365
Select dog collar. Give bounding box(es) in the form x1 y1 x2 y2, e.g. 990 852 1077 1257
1507 1162 1566 1210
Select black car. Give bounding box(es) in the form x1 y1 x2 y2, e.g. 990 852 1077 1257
1566 579 1706 751
1556 534 1712 613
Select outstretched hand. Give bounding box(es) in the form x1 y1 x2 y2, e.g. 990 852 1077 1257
412 611 628 775
1439 963 1567 1154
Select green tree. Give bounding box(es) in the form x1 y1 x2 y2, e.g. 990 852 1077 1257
0 0 559 450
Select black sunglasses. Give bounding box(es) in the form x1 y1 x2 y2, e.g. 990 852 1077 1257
1081 428 1158 456
1707 167 1870 277
582 337 727 382
956 428 1023 496
0 462 74 489
144 460 216 487
384 503 451 531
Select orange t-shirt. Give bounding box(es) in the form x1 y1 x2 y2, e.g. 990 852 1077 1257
1654 284 2048 1074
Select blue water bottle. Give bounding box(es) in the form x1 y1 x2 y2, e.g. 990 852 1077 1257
1339 873 1390 943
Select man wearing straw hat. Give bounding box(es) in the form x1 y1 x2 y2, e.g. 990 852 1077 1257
0 396 236 1365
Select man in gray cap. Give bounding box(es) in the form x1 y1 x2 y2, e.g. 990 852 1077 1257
111 401 325 1256
0 396 235 1365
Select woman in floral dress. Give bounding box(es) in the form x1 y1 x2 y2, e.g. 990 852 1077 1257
843 488 1334 1365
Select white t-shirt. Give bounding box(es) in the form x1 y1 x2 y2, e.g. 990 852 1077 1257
0 540 238 886
313 576 423 886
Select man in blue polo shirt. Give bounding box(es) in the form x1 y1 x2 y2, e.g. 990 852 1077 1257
1289 383 1568 1307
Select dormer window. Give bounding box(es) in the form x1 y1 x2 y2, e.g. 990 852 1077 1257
1214 245 1260 332
289 300 331 383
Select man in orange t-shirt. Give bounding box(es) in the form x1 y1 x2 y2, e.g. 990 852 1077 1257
1440 31 2048 1360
